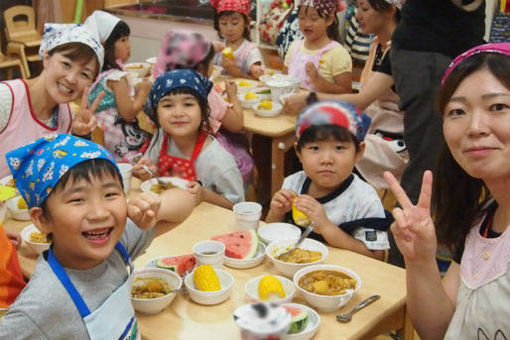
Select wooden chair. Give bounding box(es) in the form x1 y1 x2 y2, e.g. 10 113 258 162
0 37 25 79
3 5 42 78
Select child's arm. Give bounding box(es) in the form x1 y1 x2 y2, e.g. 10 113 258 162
306 63 352 94
221 80 244 133
222 55 246 79
128 189 194 237
249 63 265 79
109 77 152 122
266 189 298 222
187 181 235 209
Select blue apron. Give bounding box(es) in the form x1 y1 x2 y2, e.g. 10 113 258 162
48 242 140 340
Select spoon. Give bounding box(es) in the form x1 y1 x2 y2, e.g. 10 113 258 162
336 295 380 323
277 222 315 258
142 165 170 188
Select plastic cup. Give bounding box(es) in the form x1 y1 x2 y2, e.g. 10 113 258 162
118 163 133 194
233 302 291 340
233 202 262 230
192 240 225 268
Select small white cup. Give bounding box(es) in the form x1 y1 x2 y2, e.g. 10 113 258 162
192 240 225 268
233 202 262 230
118 163 133 194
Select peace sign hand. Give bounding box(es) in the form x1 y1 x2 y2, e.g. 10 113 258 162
384 170 438 265
71 88 104 136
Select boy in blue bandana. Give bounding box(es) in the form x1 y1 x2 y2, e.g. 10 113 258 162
0 134 194 339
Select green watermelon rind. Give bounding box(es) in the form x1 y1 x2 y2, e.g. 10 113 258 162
211 229 259 260
286 306 309 334
155 255 196 275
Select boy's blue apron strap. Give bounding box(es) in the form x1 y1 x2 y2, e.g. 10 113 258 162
47 248 91 318
120 316 136 339
337 210 394 234
115 241 133 273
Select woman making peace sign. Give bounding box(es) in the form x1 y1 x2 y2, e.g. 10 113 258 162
0 23 104 177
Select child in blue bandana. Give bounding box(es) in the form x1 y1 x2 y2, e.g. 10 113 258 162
266 100 391 260
0 134 194 339
133 69 244 209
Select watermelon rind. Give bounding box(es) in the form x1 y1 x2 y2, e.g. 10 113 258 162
287 307 308 334
246 229 259 259
155 255 196 276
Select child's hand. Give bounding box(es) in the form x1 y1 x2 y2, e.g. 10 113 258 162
128 192 161 230
187 181 204 206
213 41 226 53
72 88 103 136
270 189 298 215
133 157 158 181
283 92 308 116
6 230 21 250
250 64 265 79
305 62 321 84
225 80 238 99
292 195 329 233
222 55 238 74
384 171 437 265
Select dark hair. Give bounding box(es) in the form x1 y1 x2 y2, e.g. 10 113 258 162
298 5 340 42
214 10 251 41
434 52 510 249
40 159 123 218
296 125 361 152
102 21 131 72
366 0 401 22
48 42 99 77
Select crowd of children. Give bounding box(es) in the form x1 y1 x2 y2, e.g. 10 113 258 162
0 0 508 338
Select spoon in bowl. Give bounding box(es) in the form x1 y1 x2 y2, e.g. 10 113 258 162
277 222 315 258
142 165 171 189
336 295 380 323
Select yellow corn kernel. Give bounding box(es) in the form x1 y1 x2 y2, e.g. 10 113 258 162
257 100 273 110
292 198 310 226
193 265 221 291
17 197 28 210
222 47 234 61
244 92 258 100
238 80 252 87
258 275 286 301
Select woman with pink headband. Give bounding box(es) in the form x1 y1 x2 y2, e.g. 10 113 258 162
385 43 510 339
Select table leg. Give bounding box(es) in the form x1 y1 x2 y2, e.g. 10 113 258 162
270 132 295 196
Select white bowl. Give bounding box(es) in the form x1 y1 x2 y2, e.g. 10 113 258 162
184 267 234 305
293 264 361 312
131 267 182 314
282 303 320 340
21 224 50 255
0 175 15 187
253 101 283 117
258 223 301 245
261 74 301 102
117 163 133 194
6 196 30 220
224 243 266 269
237 93 261 109
245 274 296 304
266 239 328 278
140 177 189 193
235 79 259 93
124 62 151 78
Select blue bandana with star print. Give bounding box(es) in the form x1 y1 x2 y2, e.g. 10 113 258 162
6 134 117 209
143 69 213 122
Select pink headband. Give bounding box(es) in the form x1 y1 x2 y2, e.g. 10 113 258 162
441 43 510 87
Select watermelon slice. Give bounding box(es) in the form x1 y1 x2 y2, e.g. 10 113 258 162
156 254 196 276
211 230 258 259
283 306 308 334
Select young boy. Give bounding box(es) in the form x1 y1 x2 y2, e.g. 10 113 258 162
266 100 391 260
0 134 194 339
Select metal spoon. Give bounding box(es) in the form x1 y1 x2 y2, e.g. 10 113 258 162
277 222 315 258
336 295 380 323
142 165 170 188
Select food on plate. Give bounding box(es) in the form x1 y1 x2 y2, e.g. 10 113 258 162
244 92 258 100
17 197 28 210
266 70 275 76
283 305 309 334
7 178 16 187
125 63 144 69
150 182 176 194
222 47 234 60
238 80 253 87
258 275 285 301
131 277 170 299
211 230 258 259
292 198 311 226
276 248 322 264
30 231 50 244
193 264 221 291
298 270 356 296
257 100 273 110
156 254 196 276
0 185 16 202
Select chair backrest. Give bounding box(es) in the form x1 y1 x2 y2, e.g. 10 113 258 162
3 5 39 42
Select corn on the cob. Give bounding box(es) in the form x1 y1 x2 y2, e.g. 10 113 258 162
258 275 286 300
292 198 310 227
194 265 221 291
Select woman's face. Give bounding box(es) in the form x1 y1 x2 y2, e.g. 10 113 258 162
443 68 510 182
218 12 246 44
43 51 97 104
355 0 390 35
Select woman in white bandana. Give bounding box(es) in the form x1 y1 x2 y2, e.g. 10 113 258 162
0 23 104 178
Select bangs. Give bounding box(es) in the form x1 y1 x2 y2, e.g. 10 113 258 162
297 125 360 151
55 159 122 192
50 42 98 68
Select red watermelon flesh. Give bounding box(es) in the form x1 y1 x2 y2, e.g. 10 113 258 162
156 254 196 276
211 230 258 259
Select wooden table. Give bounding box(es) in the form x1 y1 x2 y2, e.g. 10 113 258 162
4 180 414 340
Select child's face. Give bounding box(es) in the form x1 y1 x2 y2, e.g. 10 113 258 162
32 172 127 269
157 92 203 138
298 6 333 43
443 68 510 182
114 35 131 63
218 12 246 44
297 136 364 192
43 51 96 104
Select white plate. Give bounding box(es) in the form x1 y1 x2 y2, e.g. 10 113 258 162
258 223 301 245
0 175 15 187
245 274 296 304
235 79 259 93
145 57 157 64
237 93 261 109
223 243 266 269
140 177 189 192
253 102 283 117
21 224 50 254
282 303 320 340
